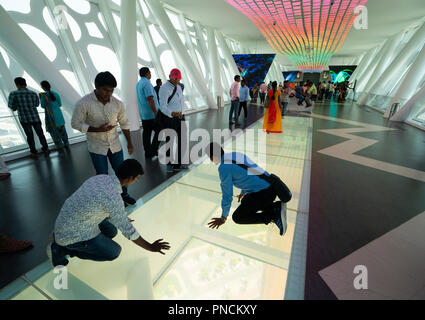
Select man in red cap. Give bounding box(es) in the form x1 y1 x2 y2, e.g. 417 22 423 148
157 68 188 173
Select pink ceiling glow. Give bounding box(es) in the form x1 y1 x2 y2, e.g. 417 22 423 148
224 0 368 71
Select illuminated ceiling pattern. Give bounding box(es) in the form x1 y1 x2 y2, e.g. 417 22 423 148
224 0 368 71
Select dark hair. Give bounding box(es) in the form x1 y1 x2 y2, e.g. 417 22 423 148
14 77 26 87
241 80 246 86
272 81 278 97
234 75 240 81
156 79 162 85
117 159 144 180
95 71 117 88
139 67 150 78
205 142 224 160
40 80 56 102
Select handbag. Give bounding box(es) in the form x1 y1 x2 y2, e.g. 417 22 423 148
231 160 292 203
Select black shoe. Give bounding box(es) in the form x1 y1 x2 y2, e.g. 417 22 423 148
122 194 136 206
46 242 69 268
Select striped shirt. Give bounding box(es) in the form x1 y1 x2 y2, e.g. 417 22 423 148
53 175 140 246
8 88 41 123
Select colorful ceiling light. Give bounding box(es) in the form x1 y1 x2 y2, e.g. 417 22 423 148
224 0 368 71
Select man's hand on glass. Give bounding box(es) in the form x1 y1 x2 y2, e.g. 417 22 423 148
208 217 227 230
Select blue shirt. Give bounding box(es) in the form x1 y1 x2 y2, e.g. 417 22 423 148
40 90 65 127
218 152 270 218
159 81 186 118
239 86 250 102
137 77 159 120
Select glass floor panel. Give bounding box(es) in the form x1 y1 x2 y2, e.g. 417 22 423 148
154 238 287 300
11 284 48 300
177 154 305 213
13 116 311 300
201 205 298 256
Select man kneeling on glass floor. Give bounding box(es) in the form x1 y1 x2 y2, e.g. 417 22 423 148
206 143 288 235
47 159 170 267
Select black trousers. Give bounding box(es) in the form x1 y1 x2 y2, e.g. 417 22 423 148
232 186 281 225
238 101 248 119
157 111 185 167
20 121 49 154
142 119 160 157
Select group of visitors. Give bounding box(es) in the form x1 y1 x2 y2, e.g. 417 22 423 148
7 77 69 159
2 69 291 272
317 80 351 103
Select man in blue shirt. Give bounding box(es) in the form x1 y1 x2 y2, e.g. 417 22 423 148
137 67 160 159
238 80 250 121
206 143 287 236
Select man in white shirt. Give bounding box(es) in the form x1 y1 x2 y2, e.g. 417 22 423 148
157 68 188 173
71 72 136 206
229 75 241 127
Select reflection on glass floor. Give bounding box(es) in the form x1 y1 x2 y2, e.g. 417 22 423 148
12 116 312 300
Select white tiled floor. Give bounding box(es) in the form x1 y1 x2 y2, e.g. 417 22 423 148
11 116 312 300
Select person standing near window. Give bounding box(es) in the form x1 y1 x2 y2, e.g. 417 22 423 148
137 67 160 159
39 81 69 150
8 77 50 159
157 68 188 173
71 71 136 207
154 79 162 104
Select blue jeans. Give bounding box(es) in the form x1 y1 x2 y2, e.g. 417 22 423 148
89 149 128 196
282 102 288 115
64 219 121 262
229 100 240 124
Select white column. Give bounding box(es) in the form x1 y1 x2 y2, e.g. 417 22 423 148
98 0 121 60
145 0 217 109
390 84 425 122
355 42 392 101
357 32 403 105
352 46 381 92
120 0 140 131
216 31 240 77
0 53 16 95
384 42 425 118
45 0 92 94
136 1 166 81
358 21 425 106
0 6 80 110
207 28 223 107
194 22 211 87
